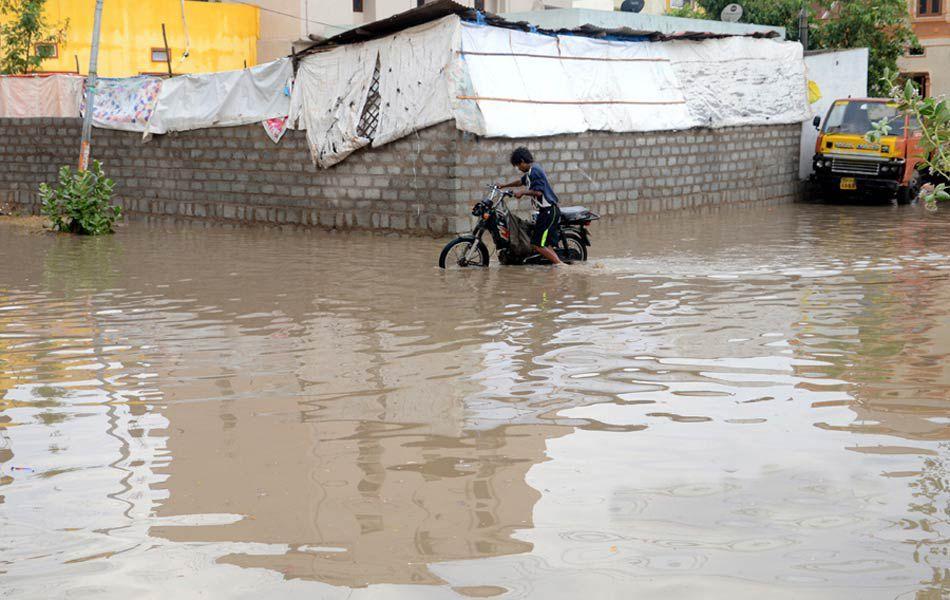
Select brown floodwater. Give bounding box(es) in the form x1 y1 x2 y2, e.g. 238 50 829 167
0 201 948 599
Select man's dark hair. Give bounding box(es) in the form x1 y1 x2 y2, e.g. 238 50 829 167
510 147 533 166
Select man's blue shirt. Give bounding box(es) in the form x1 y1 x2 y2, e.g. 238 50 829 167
521 164 560 208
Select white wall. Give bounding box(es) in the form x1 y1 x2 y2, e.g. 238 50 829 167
898 38 950 100
572 0 615 9
799 48 869 180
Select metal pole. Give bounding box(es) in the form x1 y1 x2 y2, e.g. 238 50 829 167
79 0 105 171
798 8 808 51
161 23 173 77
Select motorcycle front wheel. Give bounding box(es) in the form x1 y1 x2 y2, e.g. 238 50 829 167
439 237 489 269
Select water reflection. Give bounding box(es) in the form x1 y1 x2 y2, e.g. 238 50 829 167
0 202 948 598
154 420 564 586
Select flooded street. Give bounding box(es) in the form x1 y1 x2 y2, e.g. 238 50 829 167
1 201 948 599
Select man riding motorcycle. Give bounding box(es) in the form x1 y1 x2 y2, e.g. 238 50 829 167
498 147 565 266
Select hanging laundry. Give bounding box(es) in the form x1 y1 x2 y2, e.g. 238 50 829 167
82 76 163 132
262 116 289 143
146 58 293 135
0 74 84 118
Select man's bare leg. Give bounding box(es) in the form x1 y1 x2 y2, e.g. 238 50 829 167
534 245 563 265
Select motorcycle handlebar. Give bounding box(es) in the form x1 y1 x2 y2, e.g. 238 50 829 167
487 185 514 198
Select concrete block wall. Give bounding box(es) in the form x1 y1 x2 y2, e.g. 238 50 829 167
0 118 801 234
0 119 470 234
455 124 803 217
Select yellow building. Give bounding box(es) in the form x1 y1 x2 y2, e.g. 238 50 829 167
32 0 258 77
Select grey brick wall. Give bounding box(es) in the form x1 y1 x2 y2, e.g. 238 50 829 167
455 125 802 216
0 118 800 234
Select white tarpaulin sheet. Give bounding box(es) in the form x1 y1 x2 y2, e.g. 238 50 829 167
373 16 458 147
666 37 809 128
0 74 83 118
146 58 293 135
457 22 697 137
290 43 377 167
458 24 586 137
291 16 458 167
289 17 809 164
558 36 699 133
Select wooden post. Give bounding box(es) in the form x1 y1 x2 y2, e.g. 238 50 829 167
161 23 173 77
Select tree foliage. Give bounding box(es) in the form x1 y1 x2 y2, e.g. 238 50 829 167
694 0 916 96
0 0 68 75
695 0 808 40
811 0 916 96
665 4 709 19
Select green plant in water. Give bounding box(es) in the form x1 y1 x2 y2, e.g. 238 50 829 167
868 69 950 209
39 160 121 235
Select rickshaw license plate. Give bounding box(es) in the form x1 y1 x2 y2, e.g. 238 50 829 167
840 177 857 190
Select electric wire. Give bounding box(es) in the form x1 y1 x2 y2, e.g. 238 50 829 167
231 0 338 29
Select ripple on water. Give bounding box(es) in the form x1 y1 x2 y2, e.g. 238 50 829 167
0 204 948 598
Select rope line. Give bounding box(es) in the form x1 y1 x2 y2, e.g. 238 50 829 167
459 50 669 62
457 96 685 105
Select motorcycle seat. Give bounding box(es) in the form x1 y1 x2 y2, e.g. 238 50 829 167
530 206 599 223
560 206 591 220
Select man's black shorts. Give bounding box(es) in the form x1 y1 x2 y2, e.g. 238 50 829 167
532 205 560 248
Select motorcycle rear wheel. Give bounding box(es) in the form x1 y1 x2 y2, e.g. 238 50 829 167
439 237 490 269
560 232 587 262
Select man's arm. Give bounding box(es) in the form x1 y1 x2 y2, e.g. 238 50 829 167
514 189 542 199
498 178 523 189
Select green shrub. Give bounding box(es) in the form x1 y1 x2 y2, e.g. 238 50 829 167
665 5 708 18
39 160 121 235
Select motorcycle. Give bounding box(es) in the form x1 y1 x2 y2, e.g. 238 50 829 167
438 185 599 269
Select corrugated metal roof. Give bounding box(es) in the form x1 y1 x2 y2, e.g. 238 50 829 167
298 0 779 56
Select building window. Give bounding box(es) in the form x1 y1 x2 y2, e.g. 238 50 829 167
474 0 485 9
900 72 929 97
353 0 363 12
908 43 925 56
151 48 169 63
35 43 58 59
909 73 929 97
919 0 941 15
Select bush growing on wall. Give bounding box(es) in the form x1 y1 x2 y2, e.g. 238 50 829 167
40 160 122 235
